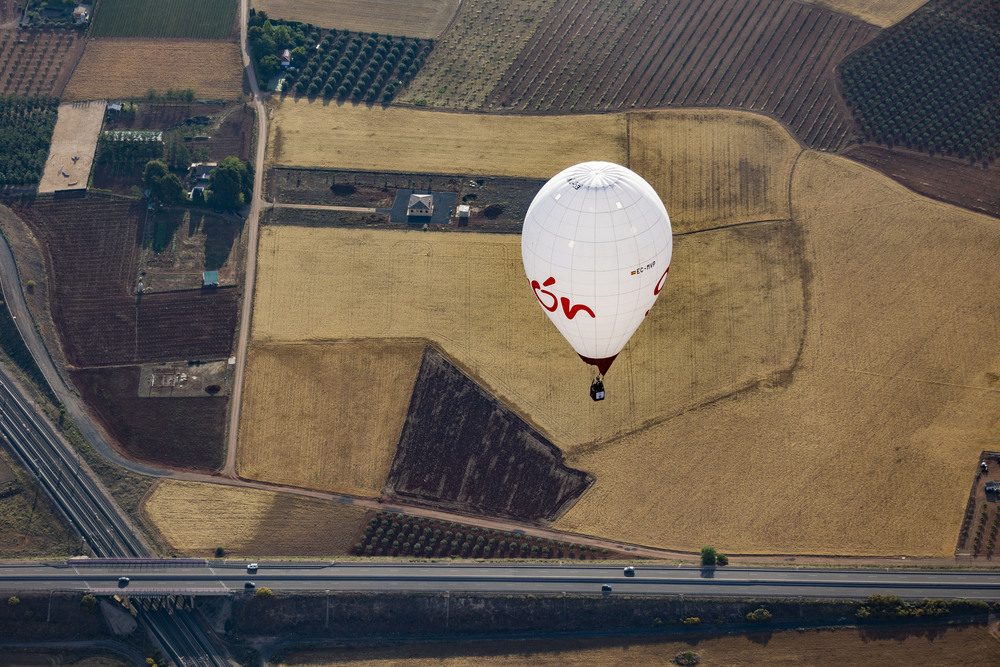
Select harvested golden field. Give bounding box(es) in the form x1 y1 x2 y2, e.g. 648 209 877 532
267 99 626 177
38 101 105 193
400 0 557 108
275 625 1000 666
62 40 243 102
238 341 424 496
802 0 928 27
142 480 367 557
253 0 461 38
557 151 1000 556
251 222 804 458
629 110 801 233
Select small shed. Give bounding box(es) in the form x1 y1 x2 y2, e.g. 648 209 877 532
456 204 470 227
73 5 89 24
278 49 292 68
106 102 123 113
407 193 434 217
202 270 219 288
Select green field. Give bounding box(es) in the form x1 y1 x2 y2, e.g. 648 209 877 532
89 0 238 39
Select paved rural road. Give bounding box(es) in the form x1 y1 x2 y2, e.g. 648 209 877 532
3 561 1000 601
222 0 270 479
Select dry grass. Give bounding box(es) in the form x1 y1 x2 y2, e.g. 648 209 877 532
274 625 1000 666
399 0 558 108
253 0 461 39
267 98 626 177
238 341 424 496
142 480 368 557
801 0 928 27
254 107 999 556
629 110 801 233
250 222 803 463
38 101 105 193
62 40 243 102
556 151 1000 556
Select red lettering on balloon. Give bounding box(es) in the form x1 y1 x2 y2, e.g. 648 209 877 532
531 276 558 312
530 276 596 319
653 266 670 295
561 297 595 320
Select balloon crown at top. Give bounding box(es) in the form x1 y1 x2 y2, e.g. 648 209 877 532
563 161 624 190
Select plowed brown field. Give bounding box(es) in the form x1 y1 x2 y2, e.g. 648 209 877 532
238 341 424 497
143 480 368 557
62 40 243 102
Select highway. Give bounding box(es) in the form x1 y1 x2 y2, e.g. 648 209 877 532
0 561 998 601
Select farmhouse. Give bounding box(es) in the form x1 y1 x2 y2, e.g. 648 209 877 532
189 163 217 181
278 49 291 68
407 194 434 217
73 5 90 24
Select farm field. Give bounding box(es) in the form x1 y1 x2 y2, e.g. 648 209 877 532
556 151 1000 556
9 196 239 367
267 99 626 175
844 145 1000 218
71 367 228 470
238 341 424 497
249 221 804 497
274 625 1000 667
252 0 461 38
62 40 244 102
411 0 877 151
386 348 592 522
400 0 557 109
0 28 85 97
0 0 20 23
139 209 242 291
804 0 930 26
142 480 368 557
89 0 238 39
629 110 801 232
37 101 104 193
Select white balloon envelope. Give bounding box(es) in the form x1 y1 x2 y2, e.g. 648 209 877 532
521 161 672 377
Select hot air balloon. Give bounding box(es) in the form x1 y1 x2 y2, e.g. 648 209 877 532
521 161 672 401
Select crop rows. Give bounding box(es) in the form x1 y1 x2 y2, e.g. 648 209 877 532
354 511 610 560
484 0 877 151
11 196 237 367
841 0 1000 162
290 30 432 103
89 0 238 40
0 95 58 185
0 29 84 97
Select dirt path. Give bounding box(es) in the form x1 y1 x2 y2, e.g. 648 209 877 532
272 202 378 213
223 0 269 479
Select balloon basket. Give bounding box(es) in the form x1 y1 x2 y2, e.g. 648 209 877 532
590 376 606 401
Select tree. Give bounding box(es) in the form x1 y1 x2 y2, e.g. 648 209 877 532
715 553 729 566
209 157 249 210
258 55 281 79
700 546 717 566
80 593 97 614
7 596 19 606
143 159 169 198
746 607 772 623
254 587 273 599
168 139 191 171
